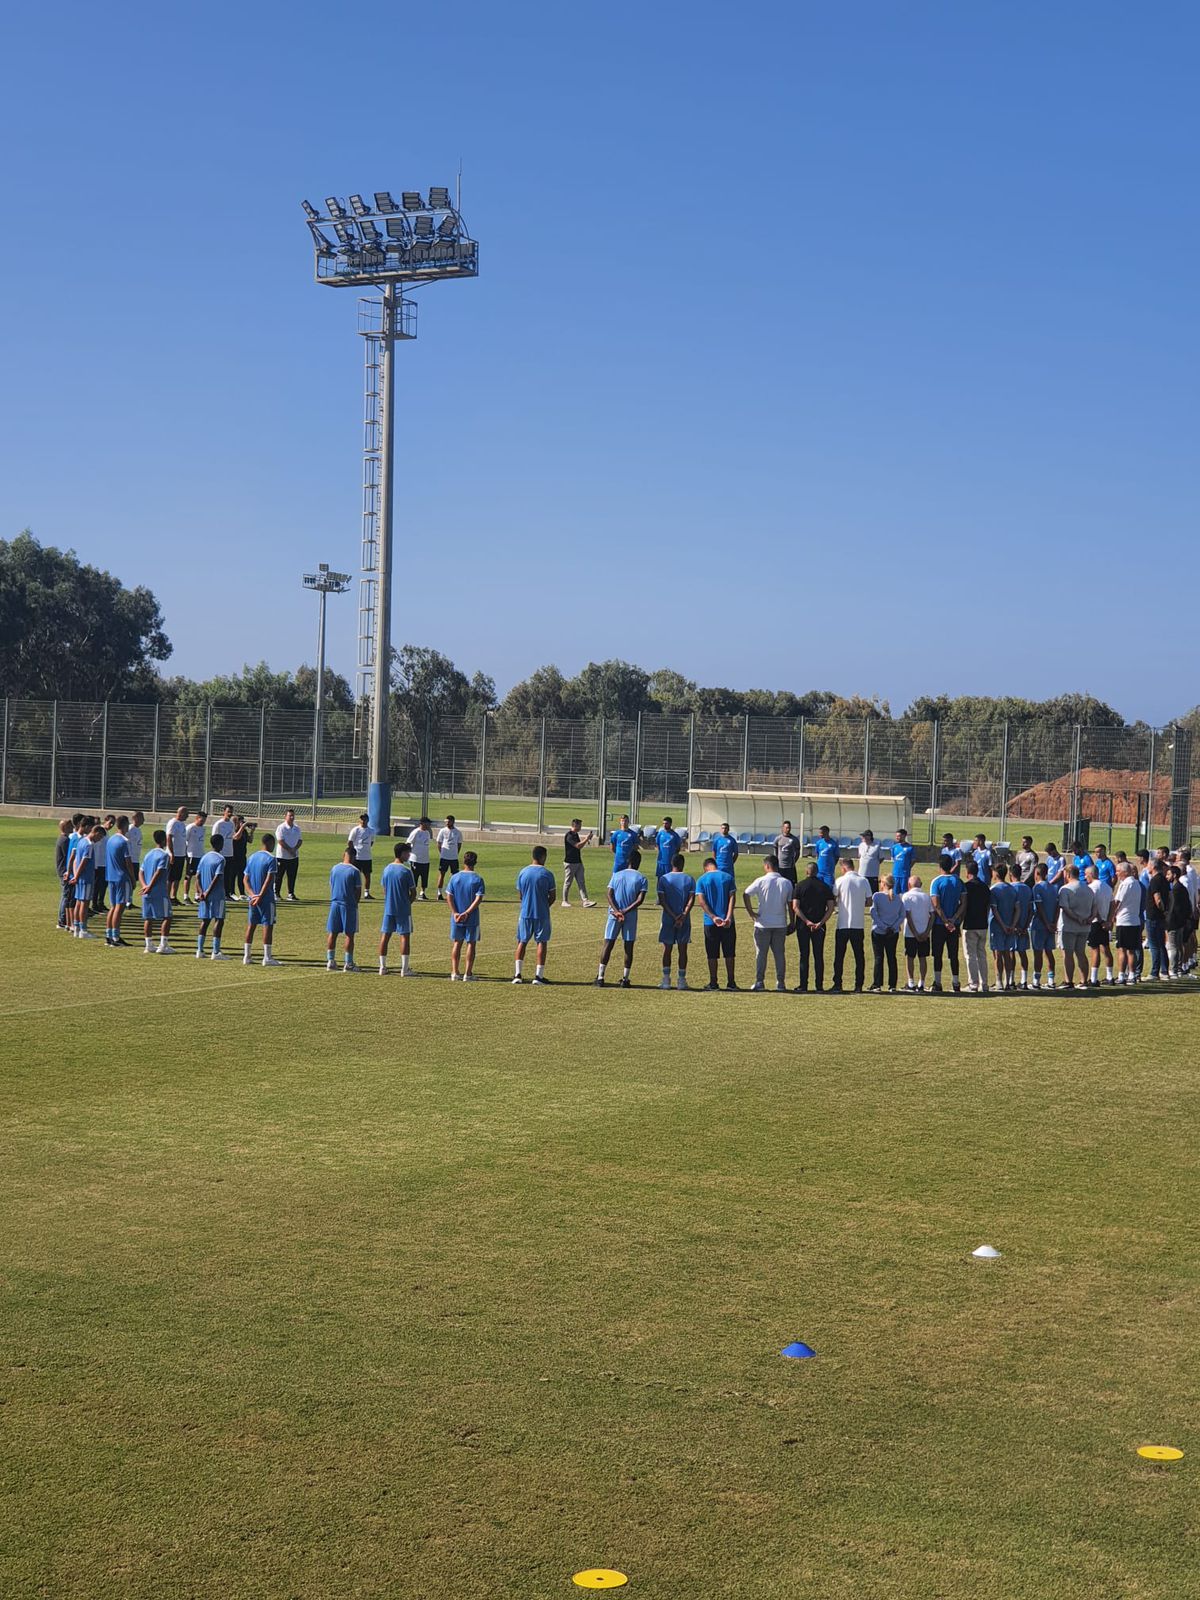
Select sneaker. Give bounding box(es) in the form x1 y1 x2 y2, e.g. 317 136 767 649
581 899 597 908
112 937 129 947
400 968 416 978
677 977 689 991
618 976 631 988
594 977 606 987
435 891 443 901
195 950 205 960
243 955 252 965
157 945 174 956
559 901 571 909
464 973 477 982
449 973 459 981
263 955 282 967
326 961 336 972
343 962 360 973
418 892 427 901
363 892 373 901
868 985 882 994
750 981 765 992
703 981 719 991
287 894 298 903
952 980 961 992
55 922 69 931
532 975 550 985
931 980 942 992
512 976 525 985
774 983 786 993
659 977 672 990
77 929 97 940
726 980 740 991
792 985 808 994
211 951 230 961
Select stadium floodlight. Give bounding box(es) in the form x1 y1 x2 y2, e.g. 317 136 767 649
302 200 322 221
302 564 352 820
299 185 478 835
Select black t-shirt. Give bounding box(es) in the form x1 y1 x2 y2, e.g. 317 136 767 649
961 877 991 929
564 830 582 865
1167 882 1192 931
1146 871 1169 921
794 876 833 922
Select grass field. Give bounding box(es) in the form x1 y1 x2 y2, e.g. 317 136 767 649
2 815 1196 1598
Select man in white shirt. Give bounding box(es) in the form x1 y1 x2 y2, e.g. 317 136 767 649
1084 865 1114 986
183 811 207 902
212 804 237 898
741 855 793 992
407 816 433 900
165 806 188 904
127 812 144 870
857 830 883 893
275 809 303 901
435 814 463 900
901 874 934 991
832 857 869 992
1111 861 1143 985
348 811 376 899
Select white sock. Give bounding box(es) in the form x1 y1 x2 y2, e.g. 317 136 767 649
622 965 631 979
597 963 606 980
145 936 153 951
379 957 386 973
1105 966 1113 980
535 963 544 978
515 959 523 977
400 956 410 974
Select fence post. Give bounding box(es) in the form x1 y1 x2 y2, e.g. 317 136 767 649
631 712 643 824
0 697 8 804
596 716 607 837
862 718 871 794
99 701 109 812
1145 728 1157 850
256 704 266 818
998 719 1009 839
151 702 160 813
1068 725 1082 845
477 712 488 830
797 716 805 793
741 713 750 789
49 701 58 806
536 715 547 833
929 720 940 844
204 704 213 811
687 711 695 798
420 710 432 822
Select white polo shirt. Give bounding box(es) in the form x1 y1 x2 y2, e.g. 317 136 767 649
184 822 206 859
1089 880 1113 922
348 824 375 859
834 870 871 930
744 872 793 929
275 821 303 860
901 888 934 939
127 824 143 864
212 817 235 858
858 839 883 878
165 817 187 858
437 826 462 861
1113 876 1142 926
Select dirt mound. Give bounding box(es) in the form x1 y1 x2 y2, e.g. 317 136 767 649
1007 767 1185 826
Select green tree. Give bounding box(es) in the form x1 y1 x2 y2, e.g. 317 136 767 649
0 530 171 700
566 660 651 719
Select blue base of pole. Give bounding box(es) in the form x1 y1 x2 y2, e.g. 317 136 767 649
368 781 392 838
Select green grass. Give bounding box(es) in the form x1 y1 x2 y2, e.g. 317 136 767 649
1 816 1196 1598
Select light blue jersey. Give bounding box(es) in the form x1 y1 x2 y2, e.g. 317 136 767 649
381 860 416 935
448 869 485 942
930 872 963 921
245 848 277 927
105 833 130 883
196 849 226 920
610 828 636 871
1095 856 1116 886
605 866 647 942
815 836 840 886
1045 853 1065 884
658 869 695 945
696 868 735 924
327 860 363 937
516 863 555 944
712 833 739 874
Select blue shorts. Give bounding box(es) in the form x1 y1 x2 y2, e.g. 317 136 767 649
142 894 169 923
198 895 226 923
108 878 131 906
381 913 412 936
605 910 638 942
1014 931 1030 953
74 878 93 902
659 914 691 945
450 913 480 944
248 900 276 928
327 904 358 935
1030 923 1055 952
989 927 1015 953
516 916 550 945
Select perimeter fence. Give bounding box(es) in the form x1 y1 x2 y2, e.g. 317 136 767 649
1 700 1196 851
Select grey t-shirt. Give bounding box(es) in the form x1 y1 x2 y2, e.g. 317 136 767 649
1015 849 1038 883
774 833 802 871
1057 881 1095 935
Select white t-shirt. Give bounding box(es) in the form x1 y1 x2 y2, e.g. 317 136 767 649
858 840 883 877
437 826 463 861
275 822 303 860
212 817 235 858
1185 865 1200 912
185 822 206 858
1113 876 1142 927
744 872 793 929
407 827 431 864
834 870 870 930
1089 880 1113 922
165 818 187 858
348 824 375 859
901 889 934 939
127 825 142 863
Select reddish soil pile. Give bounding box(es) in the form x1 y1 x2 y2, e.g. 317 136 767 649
1006 767 1185 825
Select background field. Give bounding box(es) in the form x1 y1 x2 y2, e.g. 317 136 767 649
1 816 1196 1598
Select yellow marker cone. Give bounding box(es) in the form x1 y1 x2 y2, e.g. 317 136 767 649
1137 1445 1184 1462
573 1570 629 1589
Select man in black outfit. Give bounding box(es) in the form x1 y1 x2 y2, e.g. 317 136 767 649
790 862 834 992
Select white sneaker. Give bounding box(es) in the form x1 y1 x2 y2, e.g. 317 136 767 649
211 951 229 961
262 955 282 967
418 893 427 901
581 899 597 908
400 968 416 977
512 975 524 985
343 962 359 973
158 945 174 956
363 892 373 900
195 950 205 959
243 955 252 965
560 901 571 909
464 973 477 982
326 961 336 972
449 972 459 981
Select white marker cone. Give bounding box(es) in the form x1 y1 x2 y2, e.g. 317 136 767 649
972 1244 1002 1259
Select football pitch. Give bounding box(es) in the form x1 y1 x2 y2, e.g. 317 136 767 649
1 816 1195 1598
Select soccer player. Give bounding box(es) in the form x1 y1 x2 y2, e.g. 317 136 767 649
712 822 739 877
657 852 695 989
275 808 303 901
1111 861 1143 986
195 835 230 959
596 847 648 987
609 814 637 874
832 857 870 992
1044 841 1065 885
128 811 144 878
930 854 963 992
1071 838 1094 883
1011 861 1034 988
792 860 834 992
212 804 237 897
91 814 117 915
939 832 963 866
407 816 433 900
349 811 376 899
1085 864 1114 985
987 860 1019 991
378 840 417 977
243 831 282 966
514 845 555 984
435 815 462 900
857 829 883 893
696 854 737 991
183 810 207 901
1014 836 1038 885
326 844 363 972
447 849 485 980
139 829 174 954
1029 863 1058 988
165 806 188 903
561 819 597 907
814 825 840 889
743 854 793 991
655 816 682 884
773 820 802 886
890 828 915 894
55 818 73 930
69 823 101 938
1093 842 1116 887
901 873 934 991
971 833 993 886
104 816 136 946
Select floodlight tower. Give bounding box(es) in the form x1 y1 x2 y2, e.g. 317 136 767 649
301 188 479 834
302 563 352 818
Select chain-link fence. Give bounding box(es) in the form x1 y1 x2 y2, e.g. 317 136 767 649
0 699 1194 849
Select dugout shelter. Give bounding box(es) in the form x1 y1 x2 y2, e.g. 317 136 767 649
686 790 911 852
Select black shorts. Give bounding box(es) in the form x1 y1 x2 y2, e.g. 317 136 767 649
185 855 201 877
1115 926 1141 952
354 855 373 873
1087 923 1111 950
168 856 185 884
704 924 736 959
439 857 459 875
904 935 930 956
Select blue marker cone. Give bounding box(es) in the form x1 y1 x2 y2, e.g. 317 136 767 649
782 1341 816 1359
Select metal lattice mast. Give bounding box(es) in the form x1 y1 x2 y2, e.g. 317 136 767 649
355 300 382 759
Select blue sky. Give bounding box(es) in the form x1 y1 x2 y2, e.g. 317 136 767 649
2 1 1196 720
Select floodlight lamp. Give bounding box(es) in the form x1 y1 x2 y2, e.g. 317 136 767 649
325 196 348 218
437 215 457 239
302 200 321 220
359 220 382 245
402 191 424 211
414 214 434 240
428 185 451 210
348 194 371 217
374 191 398 213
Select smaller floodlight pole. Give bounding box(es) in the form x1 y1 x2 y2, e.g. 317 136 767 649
303 563 352 819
